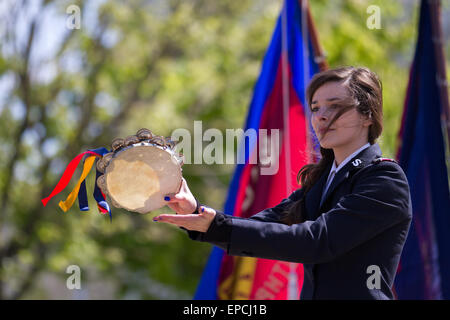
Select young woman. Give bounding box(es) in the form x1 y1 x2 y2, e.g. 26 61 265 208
153 66 412 300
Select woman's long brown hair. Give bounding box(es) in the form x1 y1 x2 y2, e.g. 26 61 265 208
281 66 383 225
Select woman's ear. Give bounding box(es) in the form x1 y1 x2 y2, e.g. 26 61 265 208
363 118 373 127
362 111 373 127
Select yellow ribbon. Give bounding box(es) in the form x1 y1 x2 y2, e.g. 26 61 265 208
58 156 96 212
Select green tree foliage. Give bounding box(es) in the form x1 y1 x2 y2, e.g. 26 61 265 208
0 0 448 299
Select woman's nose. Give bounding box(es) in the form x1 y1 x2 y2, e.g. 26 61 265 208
314 108 331 120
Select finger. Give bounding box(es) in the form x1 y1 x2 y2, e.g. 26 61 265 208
154 213 196 222
166 202 181 212
173 193 186 201
198 206 216 216
164 193 185 203
153 214 177 225
153 214 197 227
176 177 186 193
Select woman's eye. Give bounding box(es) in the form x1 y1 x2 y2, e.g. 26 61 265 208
311 107 319 112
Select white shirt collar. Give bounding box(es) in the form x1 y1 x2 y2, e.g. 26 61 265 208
330 142 371 174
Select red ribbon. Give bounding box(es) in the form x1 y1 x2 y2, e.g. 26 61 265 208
41 151 102 207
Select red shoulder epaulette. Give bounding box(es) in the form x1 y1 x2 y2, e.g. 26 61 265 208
372 157 397 164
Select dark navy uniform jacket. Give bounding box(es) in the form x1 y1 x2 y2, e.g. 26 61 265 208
187 143 412 300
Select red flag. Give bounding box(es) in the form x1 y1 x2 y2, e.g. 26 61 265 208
195 0 327 299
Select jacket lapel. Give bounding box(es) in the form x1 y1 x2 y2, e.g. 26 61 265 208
306 143 383 218
319 143 382 211
304 161 331 220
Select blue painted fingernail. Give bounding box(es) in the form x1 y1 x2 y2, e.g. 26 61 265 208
201 207 205 212
153 217 159 222
164 196 170 201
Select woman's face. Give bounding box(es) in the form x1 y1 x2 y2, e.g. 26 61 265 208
310 81 372 150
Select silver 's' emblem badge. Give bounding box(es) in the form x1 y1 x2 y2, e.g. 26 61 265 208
352 159 362 166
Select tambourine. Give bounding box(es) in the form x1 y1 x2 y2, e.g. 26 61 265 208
41 128 184 216
96 128 184 214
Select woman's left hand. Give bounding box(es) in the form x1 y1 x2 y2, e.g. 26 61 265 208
153 206 216 232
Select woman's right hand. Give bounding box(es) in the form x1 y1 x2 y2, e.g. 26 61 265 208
164 178 198 214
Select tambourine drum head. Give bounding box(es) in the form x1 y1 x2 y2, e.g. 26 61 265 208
104 146 182 214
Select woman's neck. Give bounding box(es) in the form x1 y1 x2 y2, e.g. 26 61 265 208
333 140 370 167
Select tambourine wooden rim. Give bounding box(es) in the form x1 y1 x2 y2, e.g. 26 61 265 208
96 129 183 214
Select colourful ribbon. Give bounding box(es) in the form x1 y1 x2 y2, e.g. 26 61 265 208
42 147 111 219
58 155 96 212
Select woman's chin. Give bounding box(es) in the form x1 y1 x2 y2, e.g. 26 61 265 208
319 138 334 149
320 143 333 149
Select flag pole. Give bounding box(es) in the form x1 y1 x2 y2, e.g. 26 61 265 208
281 0 298 301
301 0 328 165
301 0 312 166
305 1 328 71
281 0 292 200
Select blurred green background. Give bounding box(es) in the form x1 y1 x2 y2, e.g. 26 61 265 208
0 0 449 299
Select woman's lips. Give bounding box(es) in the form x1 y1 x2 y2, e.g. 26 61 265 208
320 128 335 135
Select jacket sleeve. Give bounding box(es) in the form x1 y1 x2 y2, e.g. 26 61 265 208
227 161 411 264
184 188 305 248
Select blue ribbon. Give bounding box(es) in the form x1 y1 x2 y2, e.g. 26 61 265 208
76 147 111 220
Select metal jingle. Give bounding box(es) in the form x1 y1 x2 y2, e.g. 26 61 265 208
136 128 153 137
164 137 177 149
111 138 125 152
96 158 106 173
137 129 153 141
102 152 114 168
124 135 140 147
136 127 151 135
176 153 185 166
96 174 107 193
150 135 167 147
